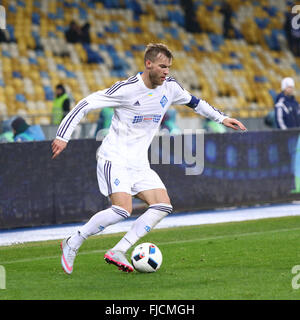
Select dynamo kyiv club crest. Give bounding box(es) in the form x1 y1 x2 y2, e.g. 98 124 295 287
160 95 168 108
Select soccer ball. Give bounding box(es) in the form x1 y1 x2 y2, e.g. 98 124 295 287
131 242 163 273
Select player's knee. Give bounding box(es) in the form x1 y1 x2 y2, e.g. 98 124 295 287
113 203 132 215
110 193 132 214
124 205 132 215
158 191 171 206
150 203 173 217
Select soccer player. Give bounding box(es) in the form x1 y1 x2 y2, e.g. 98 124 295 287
52 43 246 274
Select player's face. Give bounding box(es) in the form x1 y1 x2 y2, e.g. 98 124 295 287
147 53 172 87
284 86 294 96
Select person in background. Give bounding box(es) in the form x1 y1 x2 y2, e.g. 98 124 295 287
94 107 114 138
0 118 15 143
52 84 71 125
11 117 45 142
180 0 202 33
81 23 91 44
274 77 300 194
65 21 91 45
0 29 8 43
160 109 181 134
65 21 82 44
274 77 300 129
220 1 234 38
204 118 227 133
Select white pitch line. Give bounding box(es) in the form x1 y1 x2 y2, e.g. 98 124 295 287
1 226 300 265
1 202 300 246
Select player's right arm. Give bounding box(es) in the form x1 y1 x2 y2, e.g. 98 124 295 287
51 138 67 159
51 84 125 159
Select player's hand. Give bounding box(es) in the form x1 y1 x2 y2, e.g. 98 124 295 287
222 117 247 131
51 138 67 159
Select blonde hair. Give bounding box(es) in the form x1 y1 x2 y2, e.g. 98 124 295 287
144 43 173 64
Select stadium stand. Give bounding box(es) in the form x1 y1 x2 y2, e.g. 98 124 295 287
0 0 299 125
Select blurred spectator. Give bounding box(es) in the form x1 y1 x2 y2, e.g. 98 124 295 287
65 21 91 44
81 23 91 44
160 109 181 134
220 1 234 38
65 21 81 43
95 107 114 138
284 9 293 51
284 5 300 57
52 84 71 125
0 29 8 43
0 118 15 143
180 0 201 33
11 117 45 142
274 77 300 129
291 14 300 57
204 118 227 133
264 110 276 128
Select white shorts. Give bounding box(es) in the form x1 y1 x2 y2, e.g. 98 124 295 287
97 158 166 197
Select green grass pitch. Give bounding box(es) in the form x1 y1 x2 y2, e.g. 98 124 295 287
1 216 300 300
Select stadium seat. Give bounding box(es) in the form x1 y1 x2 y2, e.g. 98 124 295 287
0 0 299 123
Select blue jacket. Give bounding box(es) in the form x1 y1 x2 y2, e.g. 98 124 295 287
14 125 46 142
274 92 300 129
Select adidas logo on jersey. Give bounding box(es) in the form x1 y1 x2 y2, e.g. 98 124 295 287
133 100 140 106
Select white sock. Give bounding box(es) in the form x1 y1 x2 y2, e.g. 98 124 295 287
67 205 130 250
112 203 172 253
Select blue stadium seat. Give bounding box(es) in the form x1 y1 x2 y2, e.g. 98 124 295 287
16 94 26 102
255 17 270 29
43 86 54 100
40 71 49 78
2 50 11 58
12 71 22 79
29 57 38 65
209 34 224 51
32 12 40 25
83 44 104 64
66 70 76 78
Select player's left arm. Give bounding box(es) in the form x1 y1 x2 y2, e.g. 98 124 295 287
222 117 247 131
169 79 247 131
186 95 247 131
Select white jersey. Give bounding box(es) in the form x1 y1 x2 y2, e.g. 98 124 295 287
56 72 227 169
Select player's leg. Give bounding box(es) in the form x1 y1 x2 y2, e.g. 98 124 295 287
61 159 132 274
61 192 131 274
136 188 171 205
111 188 172 254
68 192 131 249
111 168 172 254
103 192 135 272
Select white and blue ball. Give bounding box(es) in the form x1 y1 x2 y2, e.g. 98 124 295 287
131 242 162 273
